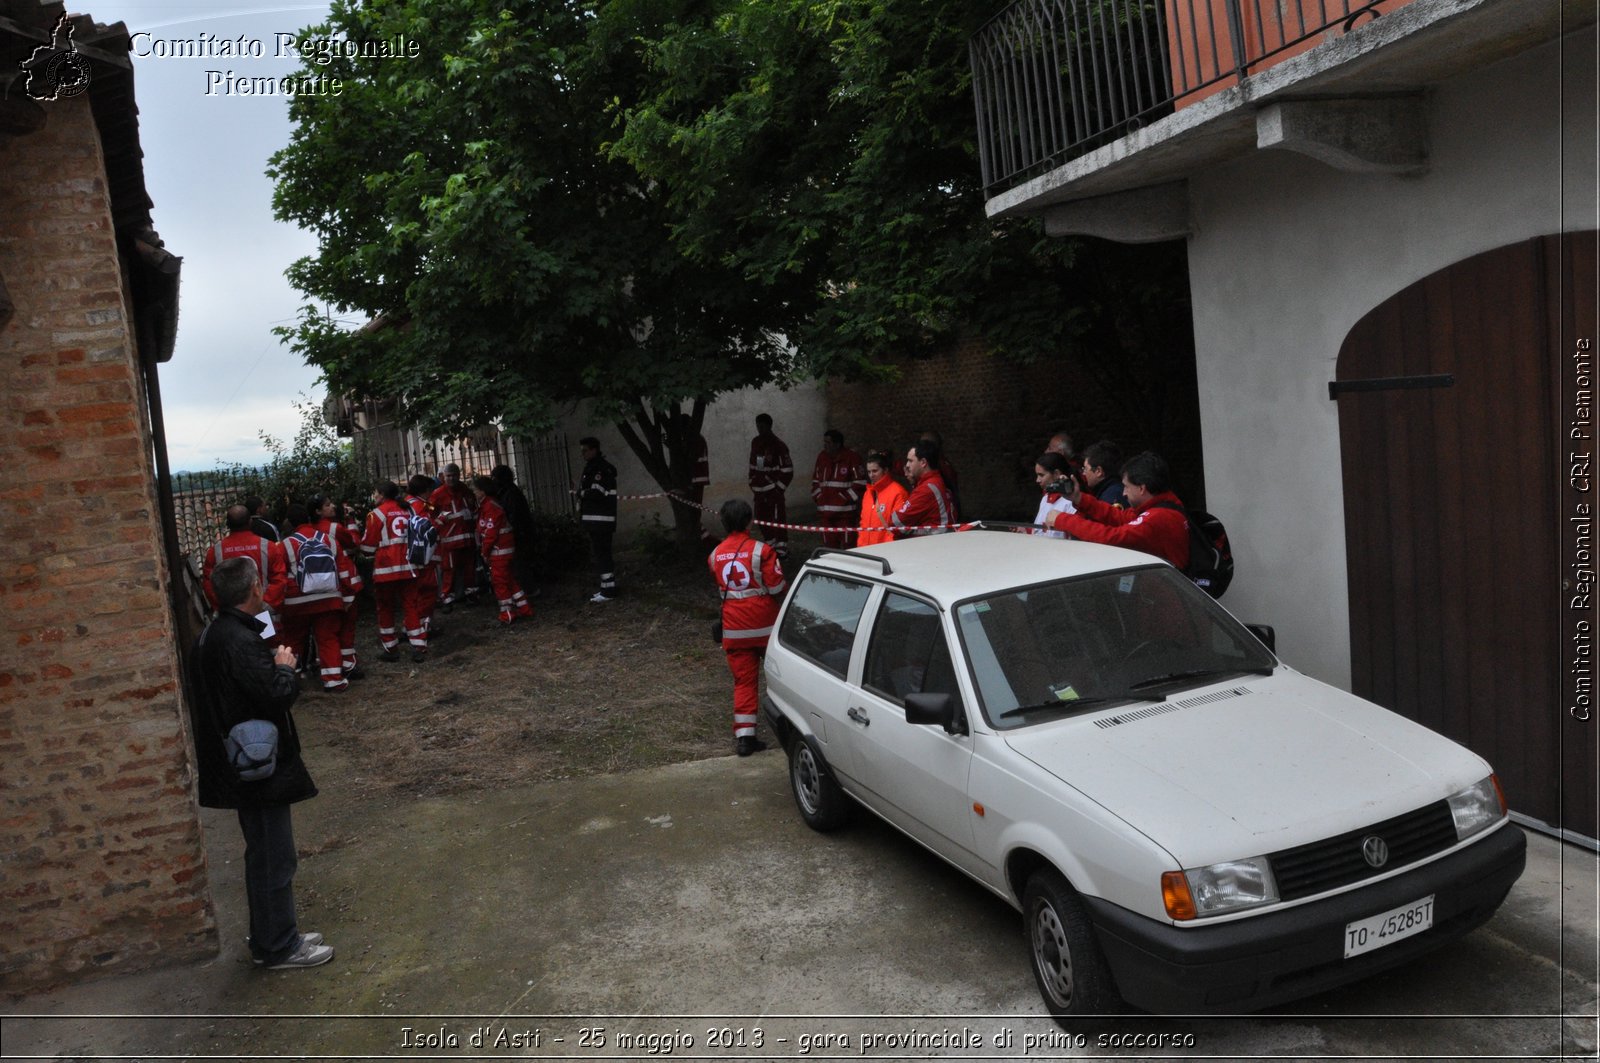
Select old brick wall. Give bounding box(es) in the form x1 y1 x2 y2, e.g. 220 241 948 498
825 337 1202 524
0 96 215 991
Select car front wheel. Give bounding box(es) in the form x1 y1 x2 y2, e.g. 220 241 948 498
1023 868 1120 1019
788 737 851 831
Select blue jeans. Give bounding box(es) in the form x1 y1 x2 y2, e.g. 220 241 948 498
237 805 299 963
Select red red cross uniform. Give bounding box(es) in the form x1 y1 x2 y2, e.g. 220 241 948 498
710 531 787 738
891 471 958 537
476 496 531 624
281 525 349 691
319 516 363 676
428 480 477 604
361 498 418 654
404 494 441 653
812 447 867 548
747 433 794 553
202 531 288 614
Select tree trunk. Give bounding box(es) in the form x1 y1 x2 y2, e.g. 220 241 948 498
614 396 711 556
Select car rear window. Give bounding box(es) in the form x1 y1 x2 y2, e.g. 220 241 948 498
778 572 873 678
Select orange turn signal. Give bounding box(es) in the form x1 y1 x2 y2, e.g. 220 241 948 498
1162 871 1197 921
1490 773 1509 815
972 802 986 817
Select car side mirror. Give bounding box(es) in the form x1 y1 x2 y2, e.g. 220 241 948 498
905 692 965 735
1246 624 1276 653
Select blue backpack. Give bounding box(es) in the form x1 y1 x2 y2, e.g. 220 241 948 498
289 531 338 595
405 503 439 568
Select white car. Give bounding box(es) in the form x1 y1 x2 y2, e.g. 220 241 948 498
761 532 1525 1017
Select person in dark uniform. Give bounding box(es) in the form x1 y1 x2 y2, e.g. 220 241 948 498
578 437 619 602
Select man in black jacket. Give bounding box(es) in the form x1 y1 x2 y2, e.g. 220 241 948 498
578 437 618 602
188 556 333 969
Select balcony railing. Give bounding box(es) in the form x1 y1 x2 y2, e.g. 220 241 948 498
970 0 1394 196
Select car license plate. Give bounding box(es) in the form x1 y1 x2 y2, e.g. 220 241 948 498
1344 895 1434 958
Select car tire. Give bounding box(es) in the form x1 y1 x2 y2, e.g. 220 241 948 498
1023 868 1120 1018
788 737 852 832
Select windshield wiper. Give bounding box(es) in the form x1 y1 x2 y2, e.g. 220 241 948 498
997 691 1160 720
1128 665 1275 691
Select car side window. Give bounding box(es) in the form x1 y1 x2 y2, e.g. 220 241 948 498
777 572 874 678
863 593 964 711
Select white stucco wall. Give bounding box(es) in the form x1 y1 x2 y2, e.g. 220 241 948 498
558 383 828 539
1185 29 1597 687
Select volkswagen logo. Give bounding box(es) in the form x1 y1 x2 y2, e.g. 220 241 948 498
1361 835 1389 868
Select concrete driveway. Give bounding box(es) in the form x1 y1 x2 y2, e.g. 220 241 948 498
4 747 1597 1061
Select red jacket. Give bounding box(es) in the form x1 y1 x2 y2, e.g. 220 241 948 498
812 448 866 515
476 496 514 561
748 434 793 495
280 525 345 615
316 515 358 555
361 498 416 583
891 471 958 537
428 482 476 551
1050 490 1190 569
710 531 786 649
202 531 288 611
858 477 908 546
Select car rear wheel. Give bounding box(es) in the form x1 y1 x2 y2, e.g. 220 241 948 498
789 738 851 831
1023 868 1119 1019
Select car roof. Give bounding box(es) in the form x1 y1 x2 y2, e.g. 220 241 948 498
796 531 1167 607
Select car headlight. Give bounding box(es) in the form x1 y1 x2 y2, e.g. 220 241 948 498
1162 856 1279 919
1447 775 1506 841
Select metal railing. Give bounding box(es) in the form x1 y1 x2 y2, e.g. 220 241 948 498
167 432 573 562
971 0 1390 195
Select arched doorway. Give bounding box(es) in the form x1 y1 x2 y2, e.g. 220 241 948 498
1334 231 1597 843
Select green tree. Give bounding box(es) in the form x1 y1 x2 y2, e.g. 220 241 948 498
270 0 803 549
612 0 1196 445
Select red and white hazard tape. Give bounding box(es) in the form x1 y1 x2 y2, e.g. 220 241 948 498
580 488 959 534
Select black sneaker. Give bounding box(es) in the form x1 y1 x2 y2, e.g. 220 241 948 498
379 648 400 663
345 666 366 681
410 650 427 663
735 735 768 757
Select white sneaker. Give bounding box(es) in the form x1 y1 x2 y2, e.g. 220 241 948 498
249 931 322 965
266 937 334 969
589 592 613 603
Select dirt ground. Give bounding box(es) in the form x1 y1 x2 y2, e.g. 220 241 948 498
308 544 744 800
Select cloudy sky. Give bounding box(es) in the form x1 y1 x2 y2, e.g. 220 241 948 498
93 1 337 470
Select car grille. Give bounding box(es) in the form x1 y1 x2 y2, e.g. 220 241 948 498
1270 800 1458 901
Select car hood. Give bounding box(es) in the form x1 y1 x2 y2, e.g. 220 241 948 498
1001 671 1492 867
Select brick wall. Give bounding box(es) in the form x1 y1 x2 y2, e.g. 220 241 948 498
826 337 1204 524
0 96 215 991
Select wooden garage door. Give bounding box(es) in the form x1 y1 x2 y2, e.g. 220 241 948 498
1335 231 1597 843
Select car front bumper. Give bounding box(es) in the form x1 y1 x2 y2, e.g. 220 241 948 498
1082 821 1526 1013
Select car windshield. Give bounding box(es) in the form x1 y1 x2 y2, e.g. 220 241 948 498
955 566 1277 730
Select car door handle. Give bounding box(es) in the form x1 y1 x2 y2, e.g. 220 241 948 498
847 707 870 727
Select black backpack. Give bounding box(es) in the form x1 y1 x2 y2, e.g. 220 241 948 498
1149 501 1233 599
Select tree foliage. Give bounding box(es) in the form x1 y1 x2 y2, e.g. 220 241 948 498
611 0 1192 394
269 0 800 544
270 0 1196 546
223 397 375 518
